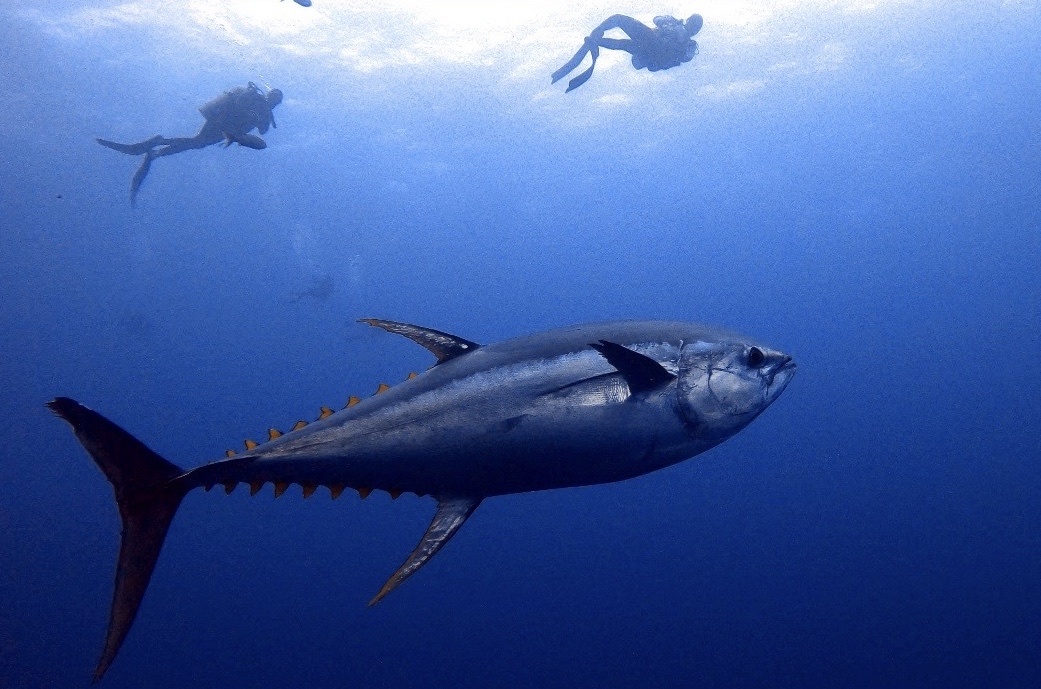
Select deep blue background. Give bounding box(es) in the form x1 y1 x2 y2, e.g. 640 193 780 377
2 2 1040 687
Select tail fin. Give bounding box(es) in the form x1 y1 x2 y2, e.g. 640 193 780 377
46 397 187 682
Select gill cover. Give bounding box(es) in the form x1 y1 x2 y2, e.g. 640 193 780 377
676 341 776 435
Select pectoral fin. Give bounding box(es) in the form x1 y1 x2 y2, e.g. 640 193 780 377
360 318 480 364
589 340 676 394
369 496 481 605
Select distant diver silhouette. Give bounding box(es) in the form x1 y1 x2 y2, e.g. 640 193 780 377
552 14 703 92
96 82 283 207
291 275 336 303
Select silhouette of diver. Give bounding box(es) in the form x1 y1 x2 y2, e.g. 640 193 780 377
96 82 283 206
291 274 336 303
552 14 703 92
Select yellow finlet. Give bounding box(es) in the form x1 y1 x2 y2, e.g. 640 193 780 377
274 481 289 497
223 482 237 495
301 483 317 498
225 449 236 458
318 406 334 420
406 372 418 380
329 483 346 499
388 489 402 500
249 481 264 496
244 439 258 451
375 383 390 394
292 420 308 431
204 484 214 492
345 396 361 408
357 487 372 499
268 428 282 441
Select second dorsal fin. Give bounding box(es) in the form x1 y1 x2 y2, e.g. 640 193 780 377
359 318 480 364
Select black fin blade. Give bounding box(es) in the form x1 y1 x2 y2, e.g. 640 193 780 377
46 397 187 682
359 318 480 364
565 45 599 93
368 496 481 606
129 152 153 209
588 340 676 394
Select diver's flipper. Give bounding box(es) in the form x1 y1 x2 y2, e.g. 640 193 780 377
129 152 154 208
551 43 591 84
564 46 599 93
96 136 164 156
360 318 480 364
369 496 481 605
589 340 676 394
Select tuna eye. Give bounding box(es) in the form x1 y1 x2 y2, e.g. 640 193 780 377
747 347 765 368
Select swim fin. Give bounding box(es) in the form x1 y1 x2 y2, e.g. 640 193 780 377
96 135 164 156
552 50 586 84
565 45 599 93
129 152 154 208
553 38 601 91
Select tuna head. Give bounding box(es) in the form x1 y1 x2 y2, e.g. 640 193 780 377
675 338 795 444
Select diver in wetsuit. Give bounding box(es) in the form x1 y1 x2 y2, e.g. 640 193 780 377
552 14 703 93
96 82 283 207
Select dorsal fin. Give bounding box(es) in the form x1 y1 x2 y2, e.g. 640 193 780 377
359 318 480 364
369 496 481 605
589 340 676 394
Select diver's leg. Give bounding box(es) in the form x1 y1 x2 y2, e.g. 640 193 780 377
148 134 220 159
146 138 197 158
146 123 223 157
598 38 634 52
553 15 650 86
590 14 656 43
96 135 165 156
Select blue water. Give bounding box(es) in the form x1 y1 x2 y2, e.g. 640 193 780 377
2 2 1040 687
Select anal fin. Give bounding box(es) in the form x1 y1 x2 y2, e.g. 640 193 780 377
369 496 481 605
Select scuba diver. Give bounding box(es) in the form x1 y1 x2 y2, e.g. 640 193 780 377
96 82 283 207
552 14 703 93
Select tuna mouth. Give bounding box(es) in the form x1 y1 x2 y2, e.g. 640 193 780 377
765 356 796 398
